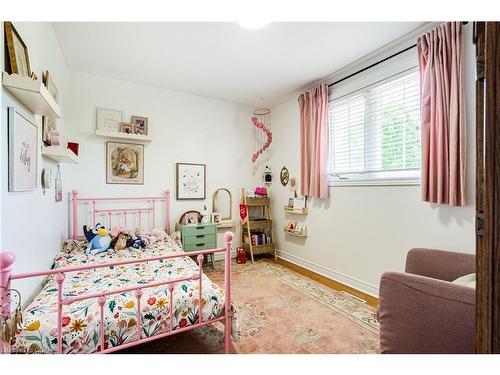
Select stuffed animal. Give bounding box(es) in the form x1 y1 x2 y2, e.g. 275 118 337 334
83 223 112 255
127 235 147 249
110 232 130 251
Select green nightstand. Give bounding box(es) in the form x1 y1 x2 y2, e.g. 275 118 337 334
175 222 217 269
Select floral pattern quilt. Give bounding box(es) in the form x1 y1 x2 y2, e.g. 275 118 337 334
13 236 226 353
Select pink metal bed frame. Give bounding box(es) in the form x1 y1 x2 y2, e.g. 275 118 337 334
0 189 233 354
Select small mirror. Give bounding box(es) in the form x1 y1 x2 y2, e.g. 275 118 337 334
212 188 232 221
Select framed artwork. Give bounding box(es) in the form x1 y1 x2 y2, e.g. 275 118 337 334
4 22 31 76
106 142 144 185
97 107 123 133
131 116 148 136
42 70 59 103
184 212 199 225
176 163 206 200
119 122 134 134
42 116 57 145
8 107 38 191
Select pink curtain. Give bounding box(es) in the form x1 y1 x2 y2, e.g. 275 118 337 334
417 22 466 206
299 83 329 199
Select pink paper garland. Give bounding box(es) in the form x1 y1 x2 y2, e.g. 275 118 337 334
251 116 272 163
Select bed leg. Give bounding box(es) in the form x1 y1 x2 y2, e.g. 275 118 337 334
223 232 232 354
1 252 15 354
56 273 66 354
72 190 79 239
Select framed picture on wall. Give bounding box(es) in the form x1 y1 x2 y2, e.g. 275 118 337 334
8 107 38 191
131 116 148 136
4 21 31 76
97 107 123 133
106 141 144 185
42 70 59 103
42 116 57 145
176 162 206 200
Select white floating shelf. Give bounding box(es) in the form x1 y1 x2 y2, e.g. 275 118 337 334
41 146 79 164
2 72 61 118
95 130 153 142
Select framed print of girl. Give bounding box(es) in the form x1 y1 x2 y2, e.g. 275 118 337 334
106 141 144 184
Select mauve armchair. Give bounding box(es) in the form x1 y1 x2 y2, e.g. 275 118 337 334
377 248 475 354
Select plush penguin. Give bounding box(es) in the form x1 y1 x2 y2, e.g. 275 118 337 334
83 223 112 255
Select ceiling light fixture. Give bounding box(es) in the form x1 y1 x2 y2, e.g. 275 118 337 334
238 19 270 30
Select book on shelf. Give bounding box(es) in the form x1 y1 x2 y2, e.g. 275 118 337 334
243 230 270 246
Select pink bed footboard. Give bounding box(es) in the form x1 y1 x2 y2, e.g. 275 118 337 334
0 189 234 354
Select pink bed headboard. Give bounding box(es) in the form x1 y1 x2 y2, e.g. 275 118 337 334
70 189 171 239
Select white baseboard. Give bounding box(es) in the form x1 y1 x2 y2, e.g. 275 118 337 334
276 249 379 298
214 248 236 261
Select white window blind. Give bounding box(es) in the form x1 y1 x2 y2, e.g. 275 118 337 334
328 69 421 182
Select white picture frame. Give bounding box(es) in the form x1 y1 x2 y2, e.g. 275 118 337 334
8 107 38 192
176 163 206 200
97 107 123 133
211 213 221 224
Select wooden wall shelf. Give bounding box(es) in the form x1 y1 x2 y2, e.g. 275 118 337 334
95 130 153 142
283 229 308 238
2 72 61 118
284 206 308 215
41 146 79 164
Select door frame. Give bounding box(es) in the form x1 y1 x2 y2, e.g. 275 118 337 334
475 21 500 353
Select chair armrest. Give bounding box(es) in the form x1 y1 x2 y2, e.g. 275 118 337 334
378 272 475 354
405 248 475 281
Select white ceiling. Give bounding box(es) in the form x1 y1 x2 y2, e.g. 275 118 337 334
52 22 425 107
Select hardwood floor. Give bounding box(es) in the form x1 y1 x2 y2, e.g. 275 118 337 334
260 255 379 308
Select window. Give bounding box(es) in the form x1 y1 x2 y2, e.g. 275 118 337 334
328 69 421 184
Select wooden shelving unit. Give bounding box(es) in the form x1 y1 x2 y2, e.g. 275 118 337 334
241 189 276 263
95 130 153 143
2 72 61 118
41 146 79 164
284 206 308 215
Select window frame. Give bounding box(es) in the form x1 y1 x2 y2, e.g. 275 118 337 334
327 65 422 187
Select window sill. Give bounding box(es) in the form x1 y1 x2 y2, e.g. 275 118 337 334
329 179 420 187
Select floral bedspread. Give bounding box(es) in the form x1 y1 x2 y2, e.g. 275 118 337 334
13 236 226 353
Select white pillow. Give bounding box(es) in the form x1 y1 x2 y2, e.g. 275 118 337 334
452 273 476 289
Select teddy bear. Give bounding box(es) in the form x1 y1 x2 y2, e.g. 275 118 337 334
109 231 130 251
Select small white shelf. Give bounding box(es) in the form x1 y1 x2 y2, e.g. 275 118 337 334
2 72 61 118
41 146 79 164
95 130 152 142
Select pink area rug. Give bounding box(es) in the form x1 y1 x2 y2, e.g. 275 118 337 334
120 259 380 354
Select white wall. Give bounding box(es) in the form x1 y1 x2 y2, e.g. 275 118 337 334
1 23 70 300
266 24 476 296
64 71 257 254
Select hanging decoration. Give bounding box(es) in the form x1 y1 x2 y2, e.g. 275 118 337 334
251 108 272 163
